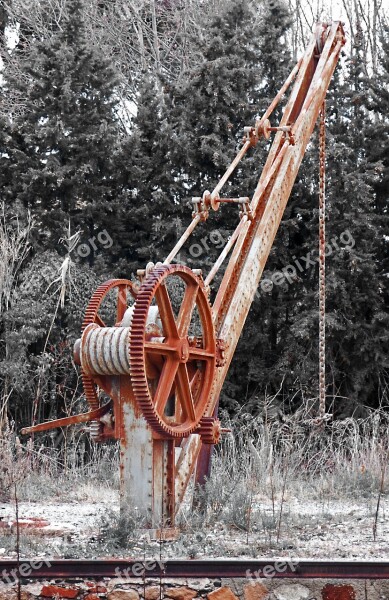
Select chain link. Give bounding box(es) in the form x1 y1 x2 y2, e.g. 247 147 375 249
318 101 326 421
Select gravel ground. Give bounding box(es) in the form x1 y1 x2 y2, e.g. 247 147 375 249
0 492 388 560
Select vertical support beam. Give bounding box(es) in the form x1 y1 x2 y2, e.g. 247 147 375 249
119 381 153 523
118 377 176 531
152 438 175 528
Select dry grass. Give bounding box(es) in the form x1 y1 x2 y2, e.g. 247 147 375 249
188 403 389 528
0 401 388 558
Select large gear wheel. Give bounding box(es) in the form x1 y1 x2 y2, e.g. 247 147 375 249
130 264 216 438
80 279 136 439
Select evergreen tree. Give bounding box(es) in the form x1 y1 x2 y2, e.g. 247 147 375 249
0 0 122 425
111 75 179 276
166 0 263 198
255 28 389 416
1 0 121 263
216 0 295 411
230 19 388 416
366 26 389 296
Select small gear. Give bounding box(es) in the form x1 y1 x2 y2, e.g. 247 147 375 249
197 416 222 445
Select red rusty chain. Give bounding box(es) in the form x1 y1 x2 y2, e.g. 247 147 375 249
318 101 326 421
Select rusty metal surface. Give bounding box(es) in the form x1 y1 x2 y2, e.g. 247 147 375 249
80 279 136 440
20 401 113 435
318 101 326 419
119 394 154 524
0 559 388 580
82 326 131 376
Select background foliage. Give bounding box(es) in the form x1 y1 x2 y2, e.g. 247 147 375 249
0 0 388 439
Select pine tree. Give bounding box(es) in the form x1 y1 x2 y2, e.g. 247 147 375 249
1 0 121 263
110 75 179 276
366 26 389 294
0 0 123 425
215 0 295 411
166 0 263 198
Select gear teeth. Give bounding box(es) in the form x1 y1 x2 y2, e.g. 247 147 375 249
197 416 221 445
81 279 135 440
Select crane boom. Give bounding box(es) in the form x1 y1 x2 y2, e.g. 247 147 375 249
210 21 345 416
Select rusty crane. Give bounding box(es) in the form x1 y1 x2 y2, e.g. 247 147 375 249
22 22 345 536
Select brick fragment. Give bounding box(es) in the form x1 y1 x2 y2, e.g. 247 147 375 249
322 584 356 600
86 585 108 594
85 594 100 600
207 587 239 600
165 587 198 600
40 585 79 598
244 582 269 600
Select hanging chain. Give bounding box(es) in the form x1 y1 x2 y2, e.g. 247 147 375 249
318 101 326 421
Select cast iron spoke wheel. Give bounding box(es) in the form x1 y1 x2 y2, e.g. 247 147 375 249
130 264 216 438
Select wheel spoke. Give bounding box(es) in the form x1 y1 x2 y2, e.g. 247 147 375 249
154 358 179 414
95 314 106 327
155 285 179 339
116 284 128 323
177 281 199 337
144 342 176 356
189 348 214 361
176 364 196 422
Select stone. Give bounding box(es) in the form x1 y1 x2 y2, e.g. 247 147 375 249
162 580 189 586
108 578 144 591
273 584 310 600
0 593 31 600
21 583 43 596
165 586 198 600
145 586 161 600
207 587 239 600
40 585 79 598
322 584 356 600
108 590 140 600
187 579 212 591
243 581 269 600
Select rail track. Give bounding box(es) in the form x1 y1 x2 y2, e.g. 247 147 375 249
0 559 388 580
